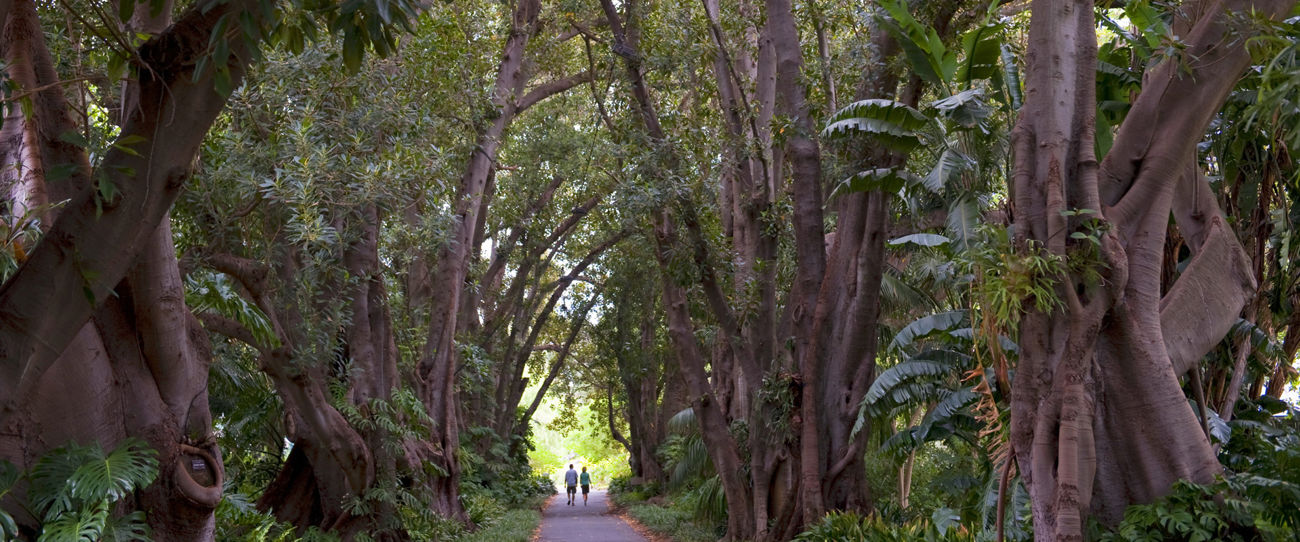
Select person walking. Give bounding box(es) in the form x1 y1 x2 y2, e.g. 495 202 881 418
564 464 579 505
579 466 592 505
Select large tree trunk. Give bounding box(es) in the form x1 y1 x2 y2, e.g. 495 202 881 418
1 0 250 536
1009 1 1292 538
205 206 413 538
0 0 257 390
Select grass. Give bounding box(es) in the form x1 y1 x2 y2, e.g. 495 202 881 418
454 508 541 542
611 492 719 542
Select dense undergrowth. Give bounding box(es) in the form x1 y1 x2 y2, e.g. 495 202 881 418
0 432 554 542
609 393 1300 542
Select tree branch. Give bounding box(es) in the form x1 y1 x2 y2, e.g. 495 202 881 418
516 70 595 114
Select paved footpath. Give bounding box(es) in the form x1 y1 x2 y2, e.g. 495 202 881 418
535 489 649 542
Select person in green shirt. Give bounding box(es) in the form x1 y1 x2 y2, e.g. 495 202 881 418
579 466 592 505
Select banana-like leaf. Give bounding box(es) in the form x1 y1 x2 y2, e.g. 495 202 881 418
876 0 954 89
667 407 699 436
889 233 951 247
956 23 1004 86
863 360 954 406
924 147 975 193
918 388 980 437
932 89 991 128
945 196 980 251
946 327 1020 352
1000 44 1023 110
830 168 923 200
823 99 930 152
889 310 969 352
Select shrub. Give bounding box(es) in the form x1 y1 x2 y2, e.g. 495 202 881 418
453 509 540 542
622 503 717 542
794 511 976 542
1090 477 1298 542
0 438 158 542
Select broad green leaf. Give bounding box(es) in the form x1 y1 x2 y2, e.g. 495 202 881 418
888 233 950 247
924 147 975 193
932 89 990 128
956 23 1004 85
890 310 969 352
823 98 930 151
829 168 922 199
920 388 979 437
58 131 90 149
863 360 953 406
876 0 950 90
932 506 962 536
946 196 979 250
67 439 158 503
1000 44 1023 110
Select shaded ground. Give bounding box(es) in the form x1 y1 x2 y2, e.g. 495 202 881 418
534 489 649 542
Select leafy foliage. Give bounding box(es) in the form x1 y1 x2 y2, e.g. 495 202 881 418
794 511 976 542
0 439 158 542
822 99 932 152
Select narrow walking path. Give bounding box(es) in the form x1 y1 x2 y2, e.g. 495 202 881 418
534 489 649 542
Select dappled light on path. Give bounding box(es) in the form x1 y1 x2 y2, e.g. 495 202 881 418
535 490 648 542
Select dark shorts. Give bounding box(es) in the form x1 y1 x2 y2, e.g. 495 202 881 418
567 484 577 494
581 484 590 494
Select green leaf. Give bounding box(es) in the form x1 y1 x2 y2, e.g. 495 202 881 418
830 168 922 199
667 407 698 436
876 0 949 90
931 89 990 128
37 500 108 542
919 388 979 437
956 23 1004 85
823 98 930 151
46 163 79 183
931 506 961 535
1000 44 1023 110
58 131 90 149
68 439 158 503
118 0 137 25
213 66 233 98
107 53 129 83
888 233 950 247
342 29 364 73
890 310 969 352
945 196 980 250
924 147 975 193
186 271 281 348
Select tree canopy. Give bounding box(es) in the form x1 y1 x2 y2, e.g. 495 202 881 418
2 0 1300 541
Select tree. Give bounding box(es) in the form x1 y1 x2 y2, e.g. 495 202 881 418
1008 1 1296 539
0 0 417 535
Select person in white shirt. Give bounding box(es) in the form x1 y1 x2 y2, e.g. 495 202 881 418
564 464 579 505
